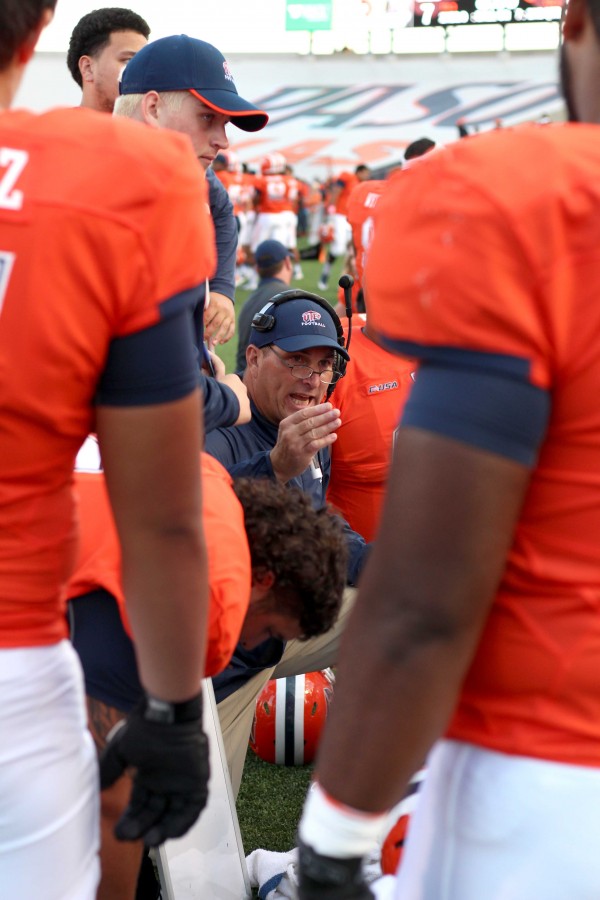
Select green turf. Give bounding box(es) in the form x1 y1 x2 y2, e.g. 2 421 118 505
237 749 313 854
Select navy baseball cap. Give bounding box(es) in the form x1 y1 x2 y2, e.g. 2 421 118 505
255 240 292 268
119 35 269 132
250 299 350 360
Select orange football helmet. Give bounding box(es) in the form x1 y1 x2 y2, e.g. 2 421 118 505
249 669 335 765
260 152 286 175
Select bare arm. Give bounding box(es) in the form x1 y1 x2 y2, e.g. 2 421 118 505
96 389 207 702
314 426 531 812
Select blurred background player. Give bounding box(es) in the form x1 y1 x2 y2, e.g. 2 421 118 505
0 2 216 896
403 136 437 161
342 174 387 315
68 449 347 900
298 0 600 897
326 308 415 544
235 239 294 373
251 151 304 284
213 149 258 289
318 163 371 291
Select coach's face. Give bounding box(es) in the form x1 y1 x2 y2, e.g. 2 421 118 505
245 343 332 424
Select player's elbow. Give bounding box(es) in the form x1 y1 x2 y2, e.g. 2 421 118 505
373 589 489 667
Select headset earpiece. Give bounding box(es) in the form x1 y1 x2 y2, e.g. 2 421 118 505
250 312 276 332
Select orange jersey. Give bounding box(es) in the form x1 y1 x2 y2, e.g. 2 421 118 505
332 171 359 217
68 453 250 678
346 179 386 288
254 173 299 214
215 168 254 216
0 107 215 649
327 319 414 542
366 122 600 766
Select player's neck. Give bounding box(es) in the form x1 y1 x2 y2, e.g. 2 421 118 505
0 64 24 110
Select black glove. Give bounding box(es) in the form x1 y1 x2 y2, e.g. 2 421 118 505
297 839 375 899
99 691 209 847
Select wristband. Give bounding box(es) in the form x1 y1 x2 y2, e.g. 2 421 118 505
299 782 388 858
143 691 203 725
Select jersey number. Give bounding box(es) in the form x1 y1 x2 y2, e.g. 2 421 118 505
0 148 28 211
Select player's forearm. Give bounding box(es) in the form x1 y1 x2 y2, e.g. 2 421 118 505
122 528 209 702
314 574 483 813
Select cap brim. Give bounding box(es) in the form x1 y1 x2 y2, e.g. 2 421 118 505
190 89 268 132
274 335 350 361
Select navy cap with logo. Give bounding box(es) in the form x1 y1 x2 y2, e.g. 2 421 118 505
255 240 292 268
250 299 350 360
119 35 269 132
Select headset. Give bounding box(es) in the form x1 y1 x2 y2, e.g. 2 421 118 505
250 282 354 400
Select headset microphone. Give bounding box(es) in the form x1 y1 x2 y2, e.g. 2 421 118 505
338 274 354 356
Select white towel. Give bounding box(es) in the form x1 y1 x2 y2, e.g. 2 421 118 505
246 848 299 899
245 844 383 899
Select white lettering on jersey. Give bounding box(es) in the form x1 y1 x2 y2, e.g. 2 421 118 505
0 148 28 211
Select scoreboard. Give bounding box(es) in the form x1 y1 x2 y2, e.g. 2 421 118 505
411 0 564 26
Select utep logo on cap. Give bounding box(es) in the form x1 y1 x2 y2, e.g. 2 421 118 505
302 310 326 328
223 60 235 84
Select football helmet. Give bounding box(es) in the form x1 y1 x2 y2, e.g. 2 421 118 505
260 152 286 175
249 669 334 765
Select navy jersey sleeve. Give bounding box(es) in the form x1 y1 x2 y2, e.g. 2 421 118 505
193 169 237 345
206 168 236 301
401 357 550 466
96 300 199 406
201 376 240 433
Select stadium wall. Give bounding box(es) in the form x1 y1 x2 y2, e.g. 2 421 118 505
17 51 563 180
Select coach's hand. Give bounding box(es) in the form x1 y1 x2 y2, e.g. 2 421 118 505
298 840 374 899
270 403 341 484
99 691 209 847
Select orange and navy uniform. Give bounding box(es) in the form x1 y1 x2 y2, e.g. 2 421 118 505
366 123 600 767
253 173 299 214
215 167 254 217
0 108 215 650
331 171 359 217
346 178 386 289
327 317 414 542
68 453 250 678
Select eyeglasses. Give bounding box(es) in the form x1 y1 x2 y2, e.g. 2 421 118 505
267 345 341 385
